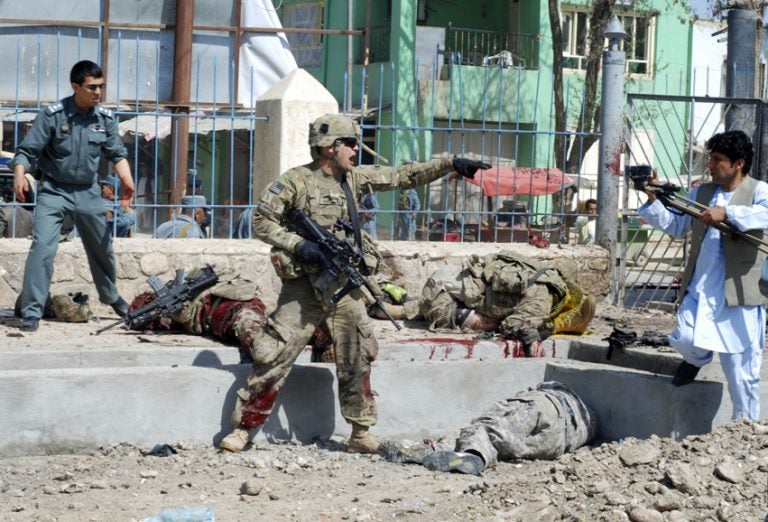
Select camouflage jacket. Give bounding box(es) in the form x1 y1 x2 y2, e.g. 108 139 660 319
253 157 453 279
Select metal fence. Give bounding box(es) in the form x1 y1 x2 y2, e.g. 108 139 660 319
0 27 603 244
444 27 539 69
619 93 767 309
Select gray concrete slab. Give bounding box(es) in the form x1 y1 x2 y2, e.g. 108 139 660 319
0 321 760 457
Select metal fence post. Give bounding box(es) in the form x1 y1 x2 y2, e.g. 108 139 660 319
596 16 627 303
725 9 756 137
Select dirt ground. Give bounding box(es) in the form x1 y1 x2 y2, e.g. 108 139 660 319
2 304 768 521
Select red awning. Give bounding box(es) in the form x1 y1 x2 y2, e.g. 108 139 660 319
463 166 575 197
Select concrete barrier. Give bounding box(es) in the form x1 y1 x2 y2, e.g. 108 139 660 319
0 239 757 458
0 326 758 457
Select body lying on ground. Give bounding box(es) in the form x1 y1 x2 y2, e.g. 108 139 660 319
381 381 598 475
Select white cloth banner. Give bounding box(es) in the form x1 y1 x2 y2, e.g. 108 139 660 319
238 0 298 107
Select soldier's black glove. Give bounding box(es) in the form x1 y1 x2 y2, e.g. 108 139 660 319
295 240 324 264
452 157 491 179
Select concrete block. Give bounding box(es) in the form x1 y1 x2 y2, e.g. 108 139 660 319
545 363 731 441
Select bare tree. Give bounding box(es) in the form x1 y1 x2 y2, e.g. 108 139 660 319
548 0 614 174
547 0 567 171
565 1 613 173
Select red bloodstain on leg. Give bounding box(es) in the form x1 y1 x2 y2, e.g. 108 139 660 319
240 385 280 429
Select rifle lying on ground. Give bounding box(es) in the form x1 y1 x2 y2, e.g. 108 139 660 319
93 265 219 335
285 208 402 330
627 165 768 256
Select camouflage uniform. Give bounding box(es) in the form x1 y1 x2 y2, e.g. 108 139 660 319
173 278 266 357
418 250 572 339
456 381 597 466
232 156 456 432
128 273 268 362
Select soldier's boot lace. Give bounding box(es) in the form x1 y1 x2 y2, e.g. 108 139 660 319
552 294 596 335
422 451 485 476
347 424 380 454
219 428 250 453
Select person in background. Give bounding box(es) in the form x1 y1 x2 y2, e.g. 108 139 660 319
0 175 35 238
187 171 203 196
135 161 155 232
359 192 379 239
154 195 207 239
574 198 597 245
234 207 253 239
11 60 133 332
638 130 768 421
100 173 135 237
396 188 420 240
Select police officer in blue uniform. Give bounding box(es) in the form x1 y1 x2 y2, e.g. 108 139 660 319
12 60 134 332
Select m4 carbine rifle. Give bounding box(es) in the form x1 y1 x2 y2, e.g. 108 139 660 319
627 165 768 256
285 208 402 330
93 265 219 335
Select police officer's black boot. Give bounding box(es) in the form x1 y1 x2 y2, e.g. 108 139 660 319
109 296 129 317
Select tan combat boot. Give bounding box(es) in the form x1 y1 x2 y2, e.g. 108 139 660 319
553 294 596 335
347 423 380 454
219 428 250 453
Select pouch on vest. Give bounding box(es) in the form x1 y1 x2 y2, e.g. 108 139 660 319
361 231 382 275
269 247 306 280
211 281 259 301
482 251 539 295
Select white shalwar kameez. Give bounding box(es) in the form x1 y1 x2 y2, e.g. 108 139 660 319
638 183 768 420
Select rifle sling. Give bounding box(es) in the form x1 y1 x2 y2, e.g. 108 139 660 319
340 173 369 275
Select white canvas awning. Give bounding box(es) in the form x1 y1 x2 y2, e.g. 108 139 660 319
118 114 255 142
1 111 38 123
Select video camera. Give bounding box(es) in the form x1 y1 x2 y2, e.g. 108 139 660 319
625 165 680 195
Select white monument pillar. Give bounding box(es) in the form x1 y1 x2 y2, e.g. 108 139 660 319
252 69 338 200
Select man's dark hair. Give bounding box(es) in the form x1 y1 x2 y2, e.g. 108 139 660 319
706 130 753 175
585 198 597 208
70 60 103 85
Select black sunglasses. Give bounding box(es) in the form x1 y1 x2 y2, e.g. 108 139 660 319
82 83 105 92
336 137 358 148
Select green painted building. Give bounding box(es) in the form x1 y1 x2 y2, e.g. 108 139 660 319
277 0 693 232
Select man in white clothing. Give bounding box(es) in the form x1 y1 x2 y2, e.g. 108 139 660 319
574 198 597 245
638 130 768 421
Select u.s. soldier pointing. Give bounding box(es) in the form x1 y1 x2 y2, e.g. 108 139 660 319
218 113 490 455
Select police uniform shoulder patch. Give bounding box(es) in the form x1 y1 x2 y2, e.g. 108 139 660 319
268 182 285 195
45 102 64 115
97 106 115 118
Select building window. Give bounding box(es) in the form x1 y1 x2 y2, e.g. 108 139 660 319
561 8 655 76
280 3 324 68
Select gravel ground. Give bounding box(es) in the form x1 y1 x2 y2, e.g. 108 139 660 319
1 420 767 521
3 303 767 521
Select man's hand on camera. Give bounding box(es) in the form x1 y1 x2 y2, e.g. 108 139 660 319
644 169 660 203
452 158 491 179
295 240 324 264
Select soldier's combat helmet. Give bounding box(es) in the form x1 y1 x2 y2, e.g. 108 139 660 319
308 114 360 147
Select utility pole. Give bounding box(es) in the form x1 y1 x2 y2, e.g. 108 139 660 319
596 17 628 252
725 8 757 134
169 0 194 214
